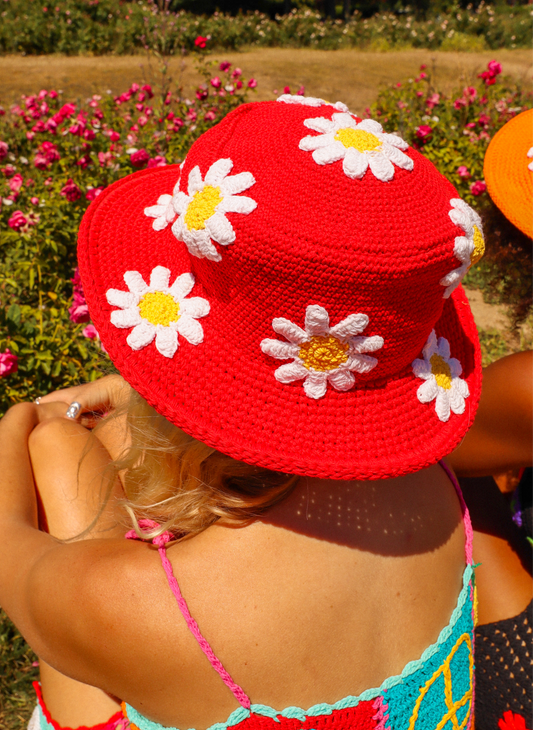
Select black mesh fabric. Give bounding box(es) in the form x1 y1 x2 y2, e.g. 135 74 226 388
474 600 532 727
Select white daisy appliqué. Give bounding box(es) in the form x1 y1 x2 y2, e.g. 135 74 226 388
171 158 257 262
277 94 349 112
412 330 469 422
440 199 485 298
260 305 384 399
299 114 413 182
143 160 185 231
106 265 210 358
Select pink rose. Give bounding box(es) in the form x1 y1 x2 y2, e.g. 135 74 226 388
31 196 40 205
60 179 82 202
194 35 207 49
86 186 104 201
232 68 242 79
82 324 99 339
107 130 120 142
147 156 167 168
8 211 28 231
69 301 90 323
130 149 150 167
9 174 23 193
283 86 291 94
83 128 96 141
0 141 8 161
248 78 257 89
416 125 432 141
203 110 217 121
142 84 154 99
487 60 502 76
196 88 208 101
0 349 18 377
3 164 15 177
219 61 231 72
210 76 221 88
478 113 491 127
457 166 471 179
470 180 487 195
130 83 140 93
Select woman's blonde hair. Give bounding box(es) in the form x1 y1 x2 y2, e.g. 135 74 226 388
100 388 298 540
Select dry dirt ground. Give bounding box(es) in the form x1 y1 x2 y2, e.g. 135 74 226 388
0 48 531 114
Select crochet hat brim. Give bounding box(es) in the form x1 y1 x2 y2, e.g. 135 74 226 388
79 165 481 481
484 108 533 238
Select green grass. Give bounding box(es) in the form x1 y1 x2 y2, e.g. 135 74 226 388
0 610 38 730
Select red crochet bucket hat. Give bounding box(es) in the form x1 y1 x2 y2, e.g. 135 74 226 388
78 96 482 480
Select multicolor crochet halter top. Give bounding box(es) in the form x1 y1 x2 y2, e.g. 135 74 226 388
35 462 476 730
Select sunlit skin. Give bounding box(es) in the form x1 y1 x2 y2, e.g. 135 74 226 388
0 376 465 729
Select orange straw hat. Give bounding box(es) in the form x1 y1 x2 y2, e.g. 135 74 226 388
483 108 533 238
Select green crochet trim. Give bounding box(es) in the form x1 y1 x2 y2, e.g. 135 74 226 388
124 564 473 730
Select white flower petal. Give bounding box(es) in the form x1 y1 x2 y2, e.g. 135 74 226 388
417 378 439 404
124 271 148 295
384 144 414 171
220 172 255 196
449 384 466 415
149 266 171 291
175 222 221 261
274 361 308 383
342 148 369 179
151 215 170 232
368 153 395 182
272 318 308 344
127 321 156 350
180 297 210 319
205 211 235 246
204 158 233 187
436 336 451 360
176 315 204 345
381 132 409 150
187 166 204 196
303 117 335 134
219 195 257 215
303 371 328 399
305 305 330 336
454 377 470 399
332 112 359 129
169 272 195 300
260 339 300 360
328 368 355 392
106 289 137 309
111 307 142 328
357 119 383 135
330 312 369 338
412 358 431 379
312 143 346 165
144 201 166 218
155 325 178 358
172 191 191 215
435 390 451 422
350 335 384 353
347 353 378 374
299 133 336 152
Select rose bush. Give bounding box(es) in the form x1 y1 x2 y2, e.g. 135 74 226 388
0 59 255 413
0 0 530 54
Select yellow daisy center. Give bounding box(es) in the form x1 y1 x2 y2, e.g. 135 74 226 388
430 353 452 390
334 128 382 152
184 185 223 231
299 335 349 371
138 292 180 327
470 224 485 267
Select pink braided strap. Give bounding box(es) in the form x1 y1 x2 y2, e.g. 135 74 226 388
438 460 474 566
126 520 251 710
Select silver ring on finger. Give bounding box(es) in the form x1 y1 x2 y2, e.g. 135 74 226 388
65 401 82 420
35 396 42 405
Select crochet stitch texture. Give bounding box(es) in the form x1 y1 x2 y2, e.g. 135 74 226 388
78 99 482 480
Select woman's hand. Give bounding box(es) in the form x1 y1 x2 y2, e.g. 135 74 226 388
36 375 130 426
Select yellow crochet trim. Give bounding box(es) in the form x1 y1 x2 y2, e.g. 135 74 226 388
430 353 452 390
299 335 349 371
408 633 473 730
184 185 223 231
470 225 485 267
139 292 180 326
334 128 382 152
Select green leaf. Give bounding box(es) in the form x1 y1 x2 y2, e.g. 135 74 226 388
7 304 21 326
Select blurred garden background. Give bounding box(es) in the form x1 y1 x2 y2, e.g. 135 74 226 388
0 0 532 726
